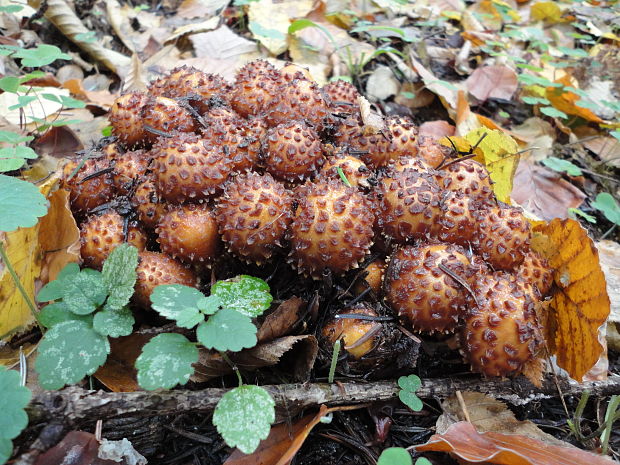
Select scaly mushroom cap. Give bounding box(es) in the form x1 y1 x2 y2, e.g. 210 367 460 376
134 251 198 309
131 175 166 229
112 149 152 196
200 121 261 173
474 204 531 271
263 121 324 183
377 170 442 243
152 132 232 203
287 180 375 278
385 244 476 333
318 152 370 188
386 116 419 162
431 191 478 246
217 172 292 263
231 59 282 117
322 305 381 359
62 158 115 214
461 272 542 377
322 80 361 114
141 96 197 142
109 92 149 148
517 251 553 298
416 136 451 169
436 158 494 200
334 117 393 168
156 203 220 265
280 62 313 82
265 79 331 131
354 258 386 295
80 211 147 269
387 155 431 175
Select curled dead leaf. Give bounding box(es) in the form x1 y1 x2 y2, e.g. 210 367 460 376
466 65 518 102
257 296 306 343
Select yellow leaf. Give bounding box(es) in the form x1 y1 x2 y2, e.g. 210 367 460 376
464 128 519 203
546 76 603 123
531 219 610 381
531 1 562 23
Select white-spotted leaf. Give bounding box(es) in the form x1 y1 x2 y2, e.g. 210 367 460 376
211 275 272 317
196 308 257 352
34 320 110 390
61 270 107 315
39 302 92 328
102 244 138 311
135 333 198 390
213 385 275 454
93 307 134 338
150 284 205 328
37 263 80 302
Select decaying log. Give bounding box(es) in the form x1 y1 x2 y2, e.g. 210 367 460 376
27 374 620 425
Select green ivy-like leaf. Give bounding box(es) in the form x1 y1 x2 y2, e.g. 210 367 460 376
12 44 71 67
93 307 134 338
213 385 275 454
398 375 423 412
39 302 92 328
150 284 205 328
211 275 272 317
541 157 582 176
135 333 198 390
101 244 138 311
539 106 568 119
61 270 107 315
0 131 33 144
377 447 412 465
196 308 257 352
0 437 11 465
592 193 620 225
0 175 48 232
0 367 31 439
37 262 80 302
35 320 110 390
196 295 221 315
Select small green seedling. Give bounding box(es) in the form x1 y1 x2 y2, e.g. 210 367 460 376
34 244 138 389
541 157 582 176
0 367 32 465
398 374 423 412
592 193 620 226
377 448 431 465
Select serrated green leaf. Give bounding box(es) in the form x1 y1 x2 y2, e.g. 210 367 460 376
592 193 620 225
39 302 92 328
37 262 80 302
0 437 11 465
196 295 221 315
0 157 25 172
398 375 423 411
539 106 568 118
93 307 134 338
34 320 110 390
541 157 582 176
211 275 272 317
61 270 107 314
196 309 257 352
0 367 31 440
102 243 138 311
150 284 204 328
0 175 48 232
213 385 275 454
0 131 33 144
135 333 198 390
377 447 412 465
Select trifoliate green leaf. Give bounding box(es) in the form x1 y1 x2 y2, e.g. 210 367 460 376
0 175 48 232
377 447 412 465
150 284 205 329
61 270 107 315
0 437 11 465
93 307 134 338
213 385 275 454
35 320 110 390
196 308 257 352
398 375 423 412
541 157 582 176
592 193 620 225
39 302 93 328
211 275 272 317
12 44 71 67
539 106 568 119
37 262 80 302
135 333 198 390
0 367 31 439
101 244 138 311
196 295 221 315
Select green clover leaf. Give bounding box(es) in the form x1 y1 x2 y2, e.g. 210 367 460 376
196 308 257 352
150 284 205 329
377 447 412 465
37 262 80 302
398 375 423 412
0 367 31 439
39 302 93 328
61 269 107 315
93 307 135 338
211 275 272 318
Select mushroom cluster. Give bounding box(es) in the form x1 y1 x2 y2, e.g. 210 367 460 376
63 60 553 378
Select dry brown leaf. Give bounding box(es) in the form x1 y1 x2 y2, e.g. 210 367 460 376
546 76 603 123
466 65 518 102
531 219 611 381
583 137 620 168
62 79 116 109
597 240 620 325
31 126 83 159
288 36 329 86
190 25 258 59
27 0 131 74
512 160 586 220
257 296 305 343
165 16 219 43
394 82 435 109
177 0 228 19
366 66 399 102
410 55 459 110
122 54 148 93
94 332 153 392
419 120 455 140
358 96 386 135
416 421 615 465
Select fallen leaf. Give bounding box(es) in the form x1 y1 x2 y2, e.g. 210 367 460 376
122 54 148 93
546 76 603 123
583 136 620 168
465 65 518 102
0 86 69 126
31 126 84 159
530 1 563 23
106 0 163 53
416 421 615 465
287 35 329 85
177 0 228 19
62 79 117 109
257 296 306 343
409 54 459 110
94 332 153 392
455 89 481 136
394 82 435 109
358 96 386 134
512 160 586 220
366 66 400 102
531 219 611 381
597 240 620 325
419 121 455 140
191 25 258 59
165 17 219 43
511 117 555 162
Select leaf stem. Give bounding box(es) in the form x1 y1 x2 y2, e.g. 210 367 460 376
221 352 243 387
328 340 341 384
0 240 42 327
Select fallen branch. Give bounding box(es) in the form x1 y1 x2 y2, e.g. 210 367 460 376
28 375 620 425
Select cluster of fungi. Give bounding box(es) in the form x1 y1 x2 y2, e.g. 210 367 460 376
62 59 554 379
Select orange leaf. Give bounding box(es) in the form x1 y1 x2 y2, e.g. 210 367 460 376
416 421 615 465
545 76 603 123
531 219 610 380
